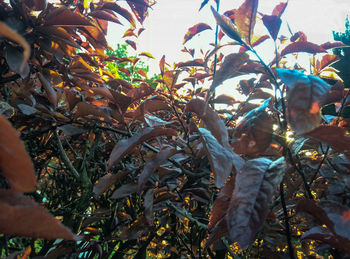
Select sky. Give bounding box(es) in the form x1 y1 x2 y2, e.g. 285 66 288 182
106 0 350 77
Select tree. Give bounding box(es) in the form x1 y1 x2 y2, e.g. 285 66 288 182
1 0 350 258
333 16 350 88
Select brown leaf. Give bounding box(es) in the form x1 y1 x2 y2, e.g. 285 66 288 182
0 22 30 75
277 69 331 134
107 127 177 170
183 23 212 44
185 99 229 147
75 102 111 121
102 2 136 27
303 125 350 158
127 83 154 101
0 190 75 240
0 115 36 192
227 158 286 249
272 1 288 17
93 171 129 198
38 73 57 108
111 183 138 199
281 41 327 56
211 6 243 43
235 0 258 45
132 97 171 121
233 99 274 155
208 177 236 230
45 7 92 26
88 10 121 24
159 55 165 75
210 52 249 90
138 148 178 192
199 128 243 188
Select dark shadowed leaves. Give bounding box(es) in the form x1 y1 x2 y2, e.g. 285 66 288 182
45 7 92 26
198 128 243 188
39 73 58 108
208 177 236 230
235 0 258 45
211 6 243 44
93 171 129 198
262 15 282 41
144 188 154 225
185 99 229 146
111 183 138 199
210 52 249 91
277 69 330 134
144 114 174 127
138 148 178 192
281 41 326 56
183 23 212 44
102 2 136 27
5 45 30 78
227 157 286 249
0 115 36 192
303 125 350 158
233 98 274 155
88 10 121 24
107 127 177 170
0 190 75 240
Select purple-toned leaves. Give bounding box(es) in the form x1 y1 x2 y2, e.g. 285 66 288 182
281 41 326 56
88 10 122 24
5 44 30 78
0 115 36 192
210 52 249 91
93 171 129 198
320 41 348 50
303 125 350 159
235 0 258 45
262 15 282 41
211 6 243 44
126 39 137 50
233 98 274 155
227 157 286 249
107 127 177 170
272 1 288 17
102 2 136 27
144 188 154 225
183 23 212 44
198 128 243 188
276 69 330 134
0 190 75 240
138 148 178 192
111 183 138 199
45 7 91 26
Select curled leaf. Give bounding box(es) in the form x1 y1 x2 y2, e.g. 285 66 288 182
183 23 212 44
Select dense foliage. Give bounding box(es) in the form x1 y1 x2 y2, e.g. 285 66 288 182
1 0 350 258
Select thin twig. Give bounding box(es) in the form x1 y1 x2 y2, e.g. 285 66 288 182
280 182 295 259
54 130 80 179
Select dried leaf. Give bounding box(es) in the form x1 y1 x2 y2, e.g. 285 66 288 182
276 69 330 134
0 190 75 240
107 127 177 170
227 157 286 249
183 23 212 44
138 148 178 192
0 115 36 192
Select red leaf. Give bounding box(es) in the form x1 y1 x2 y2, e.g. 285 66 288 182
227 158 286 249
208 177 236 231
235 0 259 45
45 7 92 26
262 15 282 41
320 41 349 50
88 10 121 24
210 52 249 90
272 1 288 17
276 68 330 134
125 39 137 50
303 125 350 158
93 171 129 198
185 99 229 146
281 41 326 56
123 28 137 38
138 148 178 192
233 99 274 155
211 6 243 44
0 115 36 192
107 127 177 170
198 128 243 188
102 2 136 27
183 23 212 44
0 190 75 240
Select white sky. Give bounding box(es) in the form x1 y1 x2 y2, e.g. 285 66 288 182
106 0 350 76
